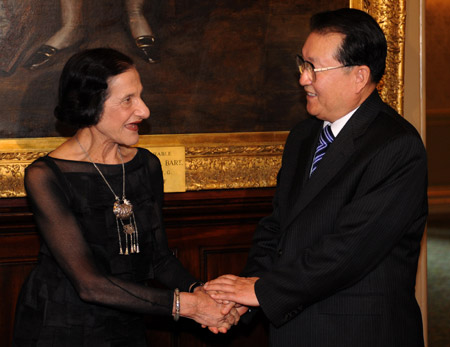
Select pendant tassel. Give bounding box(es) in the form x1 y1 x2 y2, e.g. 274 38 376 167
116 218 124 255
125 230 129 255
130 232 135 254
133 216 140 253
117 214 140 255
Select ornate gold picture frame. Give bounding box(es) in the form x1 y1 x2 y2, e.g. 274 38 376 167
0 0 405 197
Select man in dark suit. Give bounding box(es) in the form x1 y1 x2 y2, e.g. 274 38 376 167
204 8 428 346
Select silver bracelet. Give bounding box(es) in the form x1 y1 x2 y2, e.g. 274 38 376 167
174 288 180 321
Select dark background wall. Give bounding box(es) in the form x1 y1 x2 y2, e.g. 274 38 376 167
426 0 450 192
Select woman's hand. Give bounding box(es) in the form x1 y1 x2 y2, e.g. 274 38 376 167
178 288 240 333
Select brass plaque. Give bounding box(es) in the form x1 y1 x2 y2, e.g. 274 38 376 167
149 147 186 193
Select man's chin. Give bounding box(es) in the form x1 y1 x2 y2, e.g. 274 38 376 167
309 113 328 121
306 108 321 119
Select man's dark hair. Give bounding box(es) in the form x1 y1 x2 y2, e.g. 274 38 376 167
54 48 134 128
310 8 387 83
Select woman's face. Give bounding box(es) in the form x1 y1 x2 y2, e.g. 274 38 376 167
93 68 150 146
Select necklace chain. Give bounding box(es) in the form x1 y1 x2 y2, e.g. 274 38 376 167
75 137 126 202
75 137 139 255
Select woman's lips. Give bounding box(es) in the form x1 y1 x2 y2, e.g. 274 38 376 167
125 122 141 131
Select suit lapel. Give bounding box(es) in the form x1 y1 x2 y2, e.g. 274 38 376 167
284 121 321 208
283 91 383 230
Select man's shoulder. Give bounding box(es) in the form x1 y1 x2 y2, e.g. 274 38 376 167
283 118 321 149
289 117 320 135
357 91 422 141
376 103 422 139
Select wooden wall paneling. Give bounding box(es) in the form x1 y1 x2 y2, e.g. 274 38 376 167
201 245 250 280
201 245 270 347
0 197 40 346
0 262 37 344
426 109 450 186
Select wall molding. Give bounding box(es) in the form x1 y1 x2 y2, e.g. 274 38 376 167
428 185 450 216
427 108 450 127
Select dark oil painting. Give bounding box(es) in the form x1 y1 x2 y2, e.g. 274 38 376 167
0 0 347 139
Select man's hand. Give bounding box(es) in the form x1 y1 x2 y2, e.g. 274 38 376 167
204 274 260 307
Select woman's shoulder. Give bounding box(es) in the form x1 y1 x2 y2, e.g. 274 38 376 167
135 148 163 185
26 155 54 174
24 155 62 191
136 147 161 166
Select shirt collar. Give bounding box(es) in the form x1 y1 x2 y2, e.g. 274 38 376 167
324 106 359 137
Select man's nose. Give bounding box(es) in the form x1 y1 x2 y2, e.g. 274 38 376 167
299 71 313 86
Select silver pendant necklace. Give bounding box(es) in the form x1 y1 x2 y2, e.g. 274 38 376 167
76 137 139 255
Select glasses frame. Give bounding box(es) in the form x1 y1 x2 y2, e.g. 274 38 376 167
296 55 354 82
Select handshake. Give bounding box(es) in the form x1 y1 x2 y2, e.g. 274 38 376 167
174 275 260 333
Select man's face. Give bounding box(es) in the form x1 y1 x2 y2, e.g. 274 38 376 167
300 32 356 122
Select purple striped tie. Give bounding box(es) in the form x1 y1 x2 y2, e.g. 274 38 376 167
310 125 335 176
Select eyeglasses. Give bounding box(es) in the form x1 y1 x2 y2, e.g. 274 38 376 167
296 55 353 82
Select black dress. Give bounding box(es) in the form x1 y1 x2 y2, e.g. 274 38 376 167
13 148 197 346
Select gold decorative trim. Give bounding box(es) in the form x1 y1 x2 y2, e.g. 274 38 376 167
0 0 405 198
352 0 406 115
0 133 288 197
185 144 284 191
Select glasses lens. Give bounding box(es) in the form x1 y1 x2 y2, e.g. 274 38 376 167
296 55 315 82
296 55 304 72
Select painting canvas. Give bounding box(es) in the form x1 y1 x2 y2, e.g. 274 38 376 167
0 0 347 139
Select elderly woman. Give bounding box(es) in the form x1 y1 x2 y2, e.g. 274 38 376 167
13 48 237 346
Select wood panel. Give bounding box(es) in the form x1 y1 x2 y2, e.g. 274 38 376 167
0 189 274 347
0 262 36 345
0 198 40 345
426 109 450 187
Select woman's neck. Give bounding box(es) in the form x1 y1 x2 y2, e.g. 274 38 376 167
74 129 122 164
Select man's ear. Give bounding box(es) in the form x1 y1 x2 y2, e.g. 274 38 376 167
354 65 371 93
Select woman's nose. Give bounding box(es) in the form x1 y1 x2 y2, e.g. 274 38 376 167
136 98 150 119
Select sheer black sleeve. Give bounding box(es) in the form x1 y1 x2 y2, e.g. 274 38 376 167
141 149 198 291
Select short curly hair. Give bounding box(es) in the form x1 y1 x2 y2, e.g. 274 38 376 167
54 48 134 128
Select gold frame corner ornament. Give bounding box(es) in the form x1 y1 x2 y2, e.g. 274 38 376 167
353 0 406 115
0 0 405 198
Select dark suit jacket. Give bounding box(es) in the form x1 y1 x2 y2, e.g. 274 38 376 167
243 91 428 346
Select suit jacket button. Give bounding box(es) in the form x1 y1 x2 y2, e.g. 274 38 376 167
278 250 283 256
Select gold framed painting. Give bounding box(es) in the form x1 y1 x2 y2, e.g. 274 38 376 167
0 0 405 197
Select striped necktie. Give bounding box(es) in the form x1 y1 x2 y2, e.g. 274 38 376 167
310 125 335 177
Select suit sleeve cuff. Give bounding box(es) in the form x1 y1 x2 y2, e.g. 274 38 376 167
255 277 304 327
